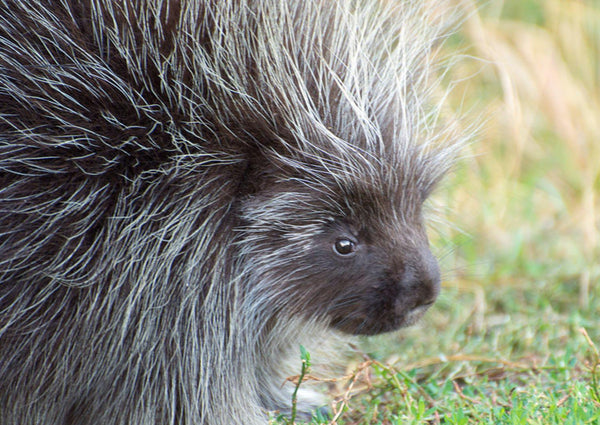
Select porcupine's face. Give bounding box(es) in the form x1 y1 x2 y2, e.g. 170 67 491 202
309 213 440 335
242 178 441 336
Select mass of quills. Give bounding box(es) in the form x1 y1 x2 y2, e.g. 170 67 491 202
0 0 465 423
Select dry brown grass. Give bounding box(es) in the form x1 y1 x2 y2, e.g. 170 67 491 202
439 0 600 304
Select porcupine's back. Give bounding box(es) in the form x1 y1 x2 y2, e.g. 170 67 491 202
0 1 463 424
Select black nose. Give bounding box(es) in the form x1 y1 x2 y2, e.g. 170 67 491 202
419 247 441 305
396 246 441 310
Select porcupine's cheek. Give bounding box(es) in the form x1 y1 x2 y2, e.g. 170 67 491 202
326 277 399 335
344 283 409 335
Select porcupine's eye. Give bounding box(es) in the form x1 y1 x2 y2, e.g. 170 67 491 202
333 238 357 256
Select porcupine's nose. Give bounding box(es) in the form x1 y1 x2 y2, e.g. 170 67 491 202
418 247 441 306
395 245 441 312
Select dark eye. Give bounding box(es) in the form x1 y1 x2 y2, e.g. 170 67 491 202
333 238 357 256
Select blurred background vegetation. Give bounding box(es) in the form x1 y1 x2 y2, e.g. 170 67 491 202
286 0 600 423
439 0 599 311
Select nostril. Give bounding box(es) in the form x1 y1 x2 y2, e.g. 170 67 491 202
422 284 440 305
419 298 436 308
415 280 439 308
404 264 441 308
389 244 442 309
422 250 441 302
423 273 441 304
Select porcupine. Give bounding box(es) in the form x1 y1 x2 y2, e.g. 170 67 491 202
0 0 464 423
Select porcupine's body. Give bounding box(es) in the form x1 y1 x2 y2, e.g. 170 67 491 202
0 0 462 424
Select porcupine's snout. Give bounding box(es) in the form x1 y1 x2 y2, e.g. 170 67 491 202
390 243 441 321
324 220 442 336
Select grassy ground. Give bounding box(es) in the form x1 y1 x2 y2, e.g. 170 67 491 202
274 0 600 423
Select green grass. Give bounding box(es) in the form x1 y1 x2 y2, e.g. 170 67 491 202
276 285 600 424
272 0 600 423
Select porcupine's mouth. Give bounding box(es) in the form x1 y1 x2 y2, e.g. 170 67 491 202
330 301 435 336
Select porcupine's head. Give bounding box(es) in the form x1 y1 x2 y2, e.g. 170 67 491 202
239 135 451 336
211 1 460 336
